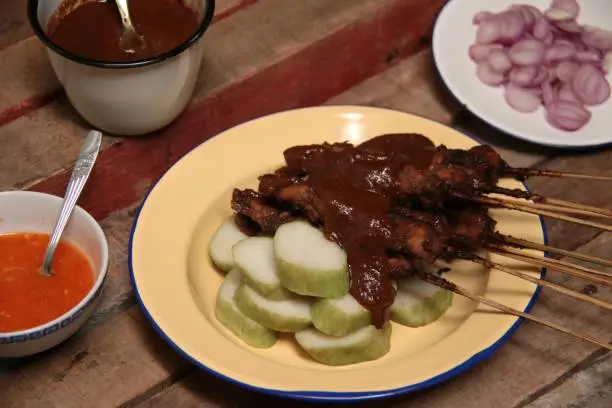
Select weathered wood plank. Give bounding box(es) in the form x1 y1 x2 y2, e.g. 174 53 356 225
522 352 612 408
124 233 612 408
0 0 259 122
0 308 190 408
0 99 117 190
0 1 31 52
26 0 444 221
326 50 460 124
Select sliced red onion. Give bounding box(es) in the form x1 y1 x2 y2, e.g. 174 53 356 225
504 83 541 113
476 19 502 44
469 2 609 133
553 20 582 34
572 63 611 105
545 100 591 131
509 39 546 65
532 66 550 86
509 66 539 86
473 11 495 25
581 27 612 52
547 0 580 20
575 50 602 63
509 5 536 29
487 50 512 73
541 81 556 106
604 52 612 74
497 10 526 44
469 43 504 62
557 83 581 103
555 60 578 82
545 42 576 63
476 61 506 86
533 17 553 41
521 4 544 23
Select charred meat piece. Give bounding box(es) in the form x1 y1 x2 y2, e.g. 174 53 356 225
394 218 454 262
436 145 508 187
230 189 294 235
387 256 415 279
283 142 355 174
448 207 497 252
258 173 324 224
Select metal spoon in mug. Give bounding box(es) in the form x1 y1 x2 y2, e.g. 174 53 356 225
112 0 150 54
40 130 102 277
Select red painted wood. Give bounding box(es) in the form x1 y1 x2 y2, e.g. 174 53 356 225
212 0 259 23
0 89 64 127
29 0 444 220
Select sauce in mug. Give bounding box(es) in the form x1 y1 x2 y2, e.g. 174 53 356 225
0 233 94 332
46 0 200 62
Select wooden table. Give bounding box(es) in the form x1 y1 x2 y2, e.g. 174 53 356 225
1 1 611 407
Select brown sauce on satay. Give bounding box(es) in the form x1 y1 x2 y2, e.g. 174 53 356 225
284 134 436 327
46 0 200 62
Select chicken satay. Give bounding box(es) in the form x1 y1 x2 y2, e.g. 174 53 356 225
230 189 294 235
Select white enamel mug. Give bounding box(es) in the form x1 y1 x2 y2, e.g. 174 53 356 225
27 0 215 136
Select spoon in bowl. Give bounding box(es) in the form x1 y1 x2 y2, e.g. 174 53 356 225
112 0 151 55
40 130 102 277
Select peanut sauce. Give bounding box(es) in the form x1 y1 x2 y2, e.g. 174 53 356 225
293 134 436 327
46 0 200 62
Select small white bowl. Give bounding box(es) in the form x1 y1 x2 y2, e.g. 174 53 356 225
0 191 109 358
27 0 215 137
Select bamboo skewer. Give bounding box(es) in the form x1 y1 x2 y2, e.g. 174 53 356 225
491 187 612 219
418 273 612 351
494 246 612 281
490 249 612 288
483 196 612 220
466 255 612 312
500 235 612 269
475 196 612 233
507 168 612 182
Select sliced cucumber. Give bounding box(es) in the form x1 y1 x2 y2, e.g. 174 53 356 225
390 274 453 328
311 293 370 337
232 236 293 300
295 324 392 366
209 216 248 272
234 284 312 332
214 269 277 348
274 220 349 298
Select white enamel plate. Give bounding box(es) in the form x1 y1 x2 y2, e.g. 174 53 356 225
129 106 545 402
433 0 612 148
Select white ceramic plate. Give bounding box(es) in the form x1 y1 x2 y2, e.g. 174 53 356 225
433 0 612 148
129 106 545 402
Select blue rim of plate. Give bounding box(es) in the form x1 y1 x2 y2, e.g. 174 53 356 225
128 106 547 403
431 0 612 151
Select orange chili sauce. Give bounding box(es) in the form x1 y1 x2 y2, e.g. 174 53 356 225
0 233 94 332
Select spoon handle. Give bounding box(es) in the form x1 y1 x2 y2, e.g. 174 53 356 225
115 0 137 32
42 131 103 276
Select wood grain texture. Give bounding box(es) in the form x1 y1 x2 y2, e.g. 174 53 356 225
26 0 444 221
0 1 31 51
522 352 612 408
0 308 190 408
